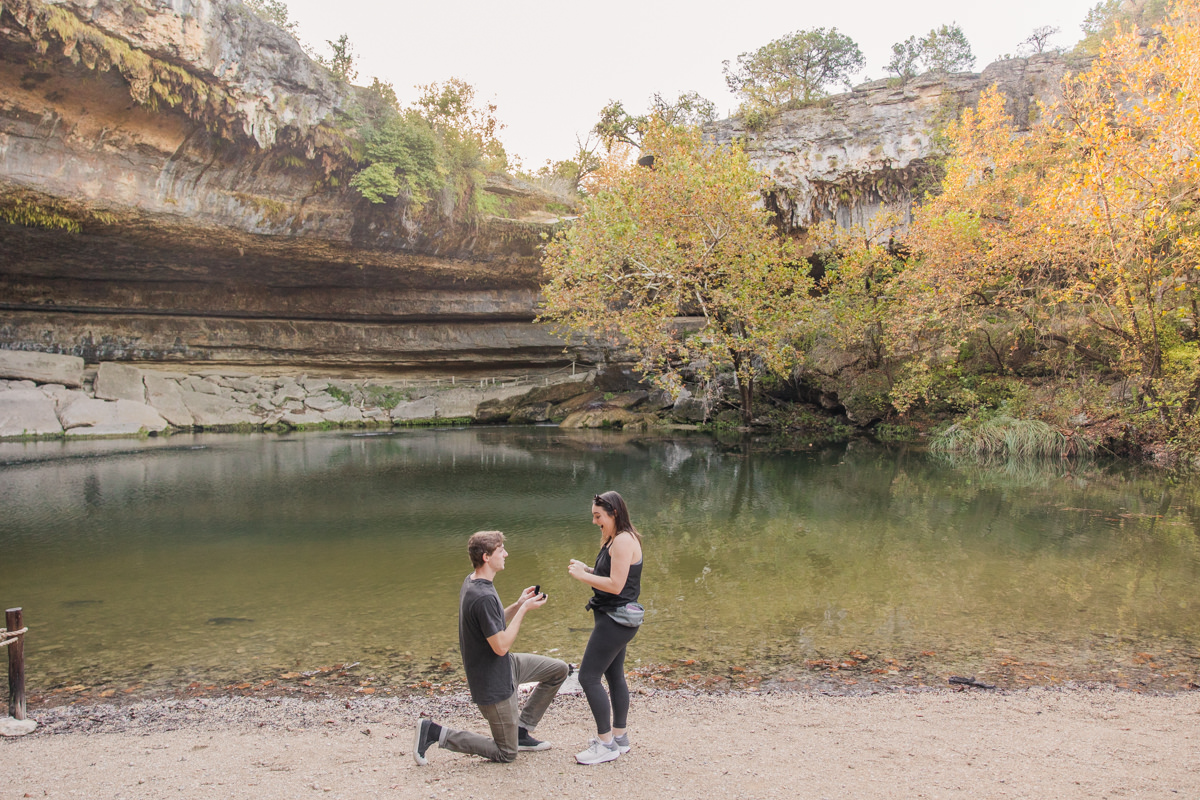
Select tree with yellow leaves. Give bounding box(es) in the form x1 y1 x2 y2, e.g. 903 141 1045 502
539 122 810 424
903 0 1200 439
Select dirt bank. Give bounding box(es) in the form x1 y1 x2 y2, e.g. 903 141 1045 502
4 686 1199 799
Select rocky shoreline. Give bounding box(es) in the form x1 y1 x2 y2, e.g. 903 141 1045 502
0 350 713 440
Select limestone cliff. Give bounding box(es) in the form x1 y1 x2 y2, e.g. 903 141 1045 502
1 0 1084 371
0 0 574 366
708 54 1083 232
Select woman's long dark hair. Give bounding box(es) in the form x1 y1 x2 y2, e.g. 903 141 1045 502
593 491 642 543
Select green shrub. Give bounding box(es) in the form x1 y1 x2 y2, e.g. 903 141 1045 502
349 112 444 206
326 384 353 404
363 385 410 410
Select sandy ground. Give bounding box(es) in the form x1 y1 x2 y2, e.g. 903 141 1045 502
4 686 1200 800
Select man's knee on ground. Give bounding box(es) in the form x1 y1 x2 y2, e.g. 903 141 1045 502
493 746 518 764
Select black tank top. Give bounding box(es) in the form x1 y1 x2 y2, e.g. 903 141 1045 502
587 532 642 612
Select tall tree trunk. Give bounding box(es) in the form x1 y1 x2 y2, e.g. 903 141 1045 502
739 378 754 425
730 349 754 425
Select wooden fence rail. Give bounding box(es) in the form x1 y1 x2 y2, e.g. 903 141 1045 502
3 608 26 720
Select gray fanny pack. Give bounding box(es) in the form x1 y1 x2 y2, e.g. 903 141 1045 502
605 602 645 627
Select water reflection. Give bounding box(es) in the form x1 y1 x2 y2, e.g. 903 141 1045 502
1 428 1198 695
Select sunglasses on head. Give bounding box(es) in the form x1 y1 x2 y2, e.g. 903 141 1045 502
593 494 614 511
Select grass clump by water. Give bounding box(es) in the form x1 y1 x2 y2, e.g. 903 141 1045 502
362 385 410 410
931 415 1086 462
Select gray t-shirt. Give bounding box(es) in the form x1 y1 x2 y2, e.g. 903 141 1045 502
458 574 513 706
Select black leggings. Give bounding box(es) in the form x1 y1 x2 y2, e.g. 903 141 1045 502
579 610 639 735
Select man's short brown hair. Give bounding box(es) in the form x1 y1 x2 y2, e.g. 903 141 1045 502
468 530 506 569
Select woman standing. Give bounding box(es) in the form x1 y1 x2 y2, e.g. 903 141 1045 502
567 491 644 765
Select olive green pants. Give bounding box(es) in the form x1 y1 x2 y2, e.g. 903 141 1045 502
440 653 568 762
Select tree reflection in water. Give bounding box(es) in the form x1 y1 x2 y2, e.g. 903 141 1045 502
1 429 1197 695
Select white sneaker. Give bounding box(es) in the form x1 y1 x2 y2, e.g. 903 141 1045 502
613 733 631 754
576 737 620 765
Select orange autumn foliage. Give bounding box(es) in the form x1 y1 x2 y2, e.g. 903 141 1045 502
901 0 1200 429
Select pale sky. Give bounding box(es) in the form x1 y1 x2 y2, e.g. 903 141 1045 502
283 0 1100 167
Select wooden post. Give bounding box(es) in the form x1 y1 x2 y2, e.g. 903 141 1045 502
6 608 25 720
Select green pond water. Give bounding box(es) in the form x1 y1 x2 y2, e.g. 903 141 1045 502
2 427 1199 696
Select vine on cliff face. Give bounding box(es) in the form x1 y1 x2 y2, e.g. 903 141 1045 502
2 0 242 139
0 190 118 233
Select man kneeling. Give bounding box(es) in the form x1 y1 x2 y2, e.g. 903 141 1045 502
414 530 568 764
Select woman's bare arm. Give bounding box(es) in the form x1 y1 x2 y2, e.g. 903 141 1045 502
568 534 638 594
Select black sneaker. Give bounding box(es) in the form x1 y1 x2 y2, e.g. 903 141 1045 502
518 726 551 751
413 718 437 765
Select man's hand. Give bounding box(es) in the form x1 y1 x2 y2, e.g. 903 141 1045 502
513 585 547 613
492 588 547 656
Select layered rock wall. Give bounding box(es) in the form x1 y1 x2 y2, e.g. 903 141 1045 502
0 0 573 367
708 55 1082 232
0 349 678 438
1 0 1085 371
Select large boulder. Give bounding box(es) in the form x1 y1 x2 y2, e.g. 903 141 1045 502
473 399 516 423
181 376 232 398
391 396 437 422
670 387 709 423
0 350 84 388
40 386 91 412
521 377 595 404
608 390 650 409
475 378 596 422
93 362 146 402
179 391 258 427
550 391 605 420
57 397 118 429
361 407 392 423
226 377 262 393
304 393 344 413
280 408 326 427
144 375 195 427
0 389 65 437
559 407 650 429
58 398 169 434
509 402 553 424
111 400 171 432
644 388 676 410
272 381 306 406
322 405 365 424
434 385 528 420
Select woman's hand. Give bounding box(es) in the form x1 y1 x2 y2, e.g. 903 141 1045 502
568 559 591 581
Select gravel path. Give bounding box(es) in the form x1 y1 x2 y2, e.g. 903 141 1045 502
5 686 1200 799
